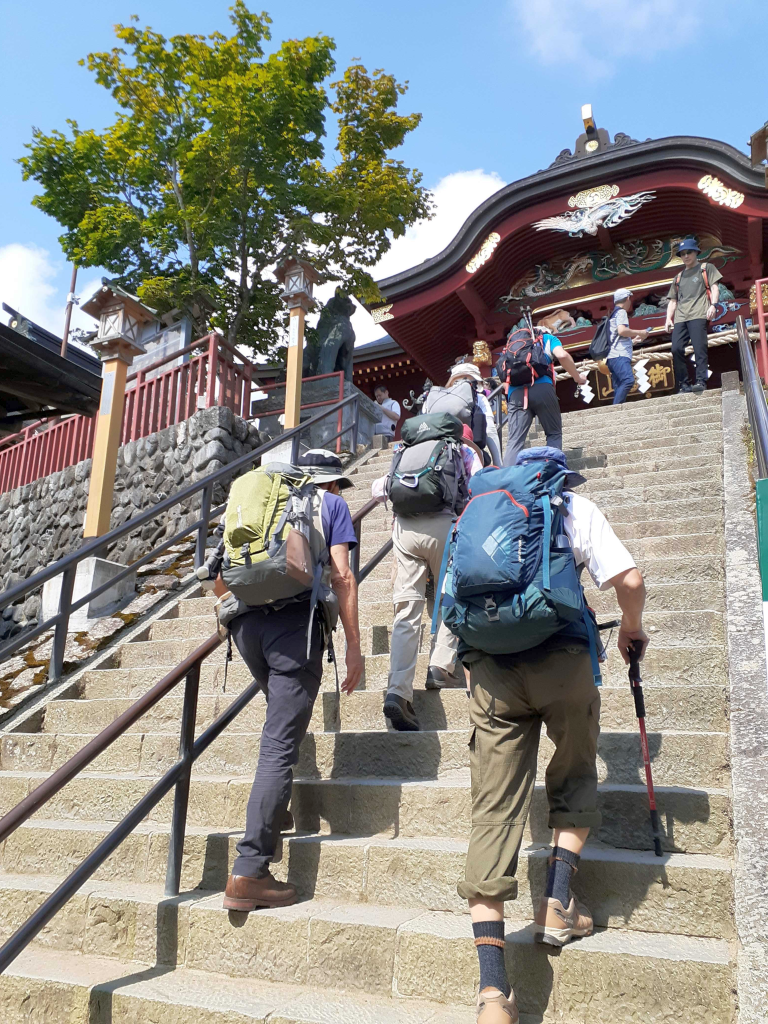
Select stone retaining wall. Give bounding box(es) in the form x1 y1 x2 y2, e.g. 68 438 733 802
0 406 263 642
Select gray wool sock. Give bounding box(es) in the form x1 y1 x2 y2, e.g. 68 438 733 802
544 845 580 907
472 920 510 997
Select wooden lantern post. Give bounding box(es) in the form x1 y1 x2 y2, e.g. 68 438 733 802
274 256 321 431
81 287 151 538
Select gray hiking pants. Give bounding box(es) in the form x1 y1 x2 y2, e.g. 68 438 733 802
503 380 563 467
229 602 323 878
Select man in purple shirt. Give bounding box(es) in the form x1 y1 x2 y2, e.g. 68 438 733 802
223 450 362 913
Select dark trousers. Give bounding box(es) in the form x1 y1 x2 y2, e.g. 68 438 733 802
606 356 635 405
671 319 709 388
229 602 323 878
503 380 563 467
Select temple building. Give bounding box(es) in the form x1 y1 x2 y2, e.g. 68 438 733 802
358 110 768 411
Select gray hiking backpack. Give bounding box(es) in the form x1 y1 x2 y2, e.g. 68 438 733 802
423 380 488 448
386 413 468 518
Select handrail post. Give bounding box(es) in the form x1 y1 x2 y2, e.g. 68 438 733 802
164 662 201 897
49 566 76 682
351 395 359 455
290 427 301 465
205 335 219 409
350 516 362 578
756 277 768 385
195 484 213 570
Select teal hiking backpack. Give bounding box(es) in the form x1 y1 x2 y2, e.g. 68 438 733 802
436 447 603 680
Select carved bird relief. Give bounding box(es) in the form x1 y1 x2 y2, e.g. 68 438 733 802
533 191 656 238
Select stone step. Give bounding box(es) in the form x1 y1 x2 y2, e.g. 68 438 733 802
580 466 720 494
80 634 728 699
582 479 721 507
1 947 508 1024
0 771 730 853
577 451 723 480
352 606 725 645
0 829 734 937
548 418 723 450
358 514 724 562
2 725 729 788
613 514 722 540
58 680 727 735
556 432 722 460
581 438 721 468
0 880 734 1020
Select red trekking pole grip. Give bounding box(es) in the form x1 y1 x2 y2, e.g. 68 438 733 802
628 639 663 857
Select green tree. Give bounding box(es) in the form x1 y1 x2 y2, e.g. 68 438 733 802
20 3 432 353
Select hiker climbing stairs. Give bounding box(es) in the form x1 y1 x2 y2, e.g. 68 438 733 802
0 389 735 1022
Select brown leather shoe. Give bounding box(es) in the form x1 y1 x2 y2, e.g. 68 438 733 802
477 988 519 1022
222 872 297 912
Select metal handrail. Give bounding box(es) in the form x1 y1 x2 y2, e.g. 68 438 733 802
737 315 768 479
0 480 386 973
0 392 361 678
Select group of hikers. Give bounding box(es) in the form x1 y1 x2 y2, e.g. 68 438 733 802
201 236 721 1021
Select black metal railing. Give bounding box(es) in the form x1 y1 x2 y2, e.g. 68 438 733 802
737 315 768 479
0 483 386 973
0 393 362 681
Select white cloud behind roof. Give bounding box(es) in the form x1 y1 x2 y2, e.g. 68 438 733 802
509 0 705 77
319 168 507 346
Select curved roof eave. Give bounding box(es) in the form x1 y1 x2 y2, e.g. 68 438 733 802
374 135 764 301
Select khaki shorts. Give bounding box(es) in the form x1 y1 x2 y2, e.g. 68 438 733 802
457 645 601 903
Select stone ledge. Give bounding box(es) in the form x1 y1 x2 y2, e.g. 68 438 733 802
721 388 768 1024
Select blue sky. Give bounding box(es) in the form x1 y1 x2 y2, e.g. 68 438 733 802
1 0 766 343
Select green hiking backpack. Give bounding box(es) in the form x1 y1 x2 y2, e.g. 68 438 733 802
386 413 468 518
221 462 329 609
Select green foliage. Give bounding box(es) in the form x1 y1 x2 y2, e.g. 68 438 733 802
20 3 432 353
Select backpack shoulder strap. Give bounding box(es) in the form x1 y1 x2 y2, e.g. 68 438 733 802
701 264 711 302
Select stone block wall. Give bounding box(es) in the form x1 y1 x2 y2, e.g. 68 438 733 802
0 406 264 642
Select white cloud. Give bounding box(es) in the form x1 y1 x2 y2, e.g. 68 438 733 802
510 0 704 76
314 169 506 347
0 242 103 345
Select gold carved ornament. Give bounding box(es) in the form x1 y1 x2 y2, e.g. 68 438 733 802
466 232 501 274
750 283 768 315
472 340 493 366
568 184 619 209
371 304 394 324
698 175 744 209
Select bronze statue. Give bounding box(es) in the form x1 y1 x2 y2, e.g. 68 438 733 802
303 290 356 381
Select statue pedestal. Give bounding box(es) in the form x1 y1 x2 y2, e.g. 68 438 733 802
252 379 380 455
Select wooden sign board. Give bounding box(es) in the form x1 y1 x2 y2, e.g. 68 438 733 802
593 359 675 403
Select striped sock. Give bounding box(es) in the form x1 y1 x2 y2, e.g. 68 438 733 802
472 920 510 997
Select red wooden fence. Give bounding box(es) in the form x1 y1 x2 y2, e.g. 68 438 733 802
0 334 254 494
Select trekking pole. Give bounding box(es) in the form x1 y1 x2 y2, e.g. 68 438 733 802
628 640 663 857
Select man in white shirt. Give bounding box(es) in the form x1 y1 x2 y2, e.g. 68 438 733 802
457 449 648 1022
371 424 484 731
374 384 401 437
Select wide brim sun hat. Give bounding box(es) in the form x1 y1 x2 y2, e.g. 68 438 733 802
297 449 355 489
446 362 485 386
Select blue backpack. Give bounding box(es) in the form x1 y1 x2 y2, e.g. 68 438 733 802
436 447 602 681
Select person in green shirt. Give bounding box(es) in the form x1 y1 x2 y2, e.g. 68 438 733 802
665 237 721 393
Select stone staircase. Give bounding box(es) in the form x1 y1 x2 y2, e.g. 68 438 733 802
0 389 736 1023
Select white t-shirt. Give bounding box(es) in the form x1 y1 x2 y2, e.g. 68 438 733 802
376 397 400 434
562 491 636 590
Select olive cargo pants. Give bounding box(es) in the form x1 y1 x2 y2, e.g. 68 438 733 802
458 645 601 903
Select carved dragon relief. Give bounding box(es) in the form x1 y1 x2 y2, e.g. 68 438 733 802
497 235 741 309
